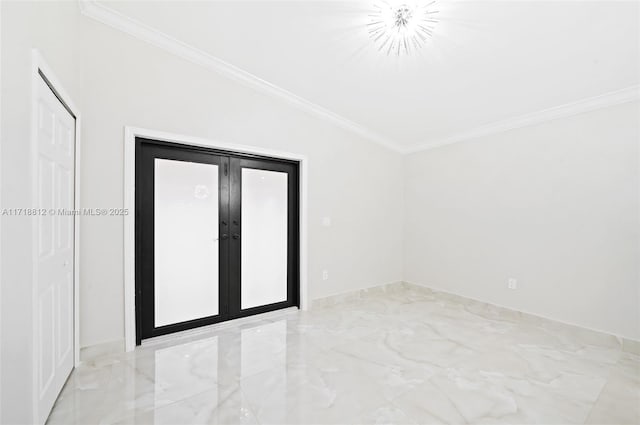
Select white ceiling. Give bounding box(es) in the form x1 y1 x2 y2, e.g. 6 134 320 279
98 1 640 150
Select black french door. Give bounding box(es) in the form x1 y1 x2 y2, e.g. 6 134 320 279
135 138 299 344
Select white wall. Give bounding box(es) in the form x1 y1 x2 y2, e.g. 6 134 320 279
404 101 640 341
0 2 82 423
76 16 404 348
3 10 638 423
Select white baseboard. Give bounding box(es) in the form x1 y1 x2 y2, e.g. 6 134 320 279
311 281 405 309
403 280 640 355
78 280 640 363
622 338 640 355
79 339 124 363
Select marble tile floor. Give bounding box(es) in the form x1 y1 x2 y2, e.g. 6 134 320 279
47 285 639 425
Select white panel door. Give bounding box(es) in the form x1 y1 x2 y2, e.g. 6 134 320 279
35 76 75 424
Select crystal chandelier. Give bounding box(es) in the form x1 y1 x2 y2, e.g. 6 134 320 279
368 1 439 56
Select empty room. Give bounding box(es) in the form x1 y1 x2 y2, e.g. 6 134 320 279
0 0 638 424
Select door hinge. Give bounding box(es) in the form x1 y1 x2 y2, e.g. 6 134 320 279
224 163 228 176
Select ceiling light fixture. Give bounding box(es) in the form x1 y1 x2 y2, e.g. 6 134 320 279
368 1 439 56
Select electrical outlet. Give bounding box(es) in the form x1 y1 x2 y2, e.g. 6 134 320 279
508 278 518 289
322 270 329 281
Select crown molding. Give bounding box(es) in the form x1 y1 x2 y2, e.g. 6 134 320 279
78 1 639 157
77 0 402 153
403 85 640 153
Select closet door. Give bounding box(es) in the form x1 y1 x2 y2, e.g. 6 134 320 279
229 157 299 316
136 140 230 342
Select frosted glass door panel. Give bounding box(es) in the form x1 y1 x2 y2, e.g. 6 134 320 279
241 168 288 309
155 158 219 327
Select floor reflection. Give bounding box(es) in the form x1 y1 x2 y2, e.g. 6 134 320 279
138 319 289 424
47 287 640 425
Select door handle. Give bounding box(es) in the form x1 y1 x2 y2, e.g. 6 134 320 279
221 234 229 240
232 233 240 240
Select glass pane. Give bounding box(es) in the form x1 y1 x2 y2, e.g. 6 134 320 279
241 168 288 309
154 158 219 327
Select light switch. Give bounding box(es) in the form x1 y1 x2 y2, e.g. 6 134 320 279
322 217 331 227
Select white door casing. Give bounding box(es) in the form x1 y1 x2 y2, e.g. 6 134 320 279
123 127 309 352
33 74 75 424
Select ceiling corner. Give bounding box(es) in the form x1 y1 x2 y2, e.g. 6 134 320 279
76 0 405 154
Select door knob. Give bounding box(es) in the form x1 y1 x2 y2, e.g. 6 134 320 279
232 233 240 240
